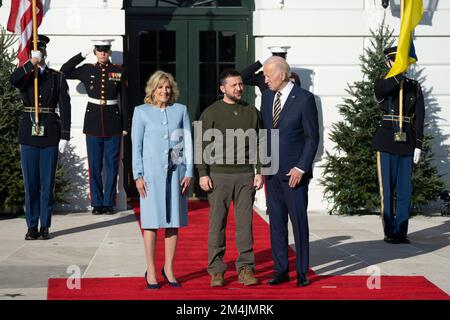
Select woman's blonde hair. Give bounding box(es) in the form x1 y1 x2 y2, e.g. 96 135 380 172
144 71 180 105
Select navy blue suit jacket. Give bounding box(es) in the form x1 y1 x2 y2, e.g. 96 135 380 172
260 84 319 179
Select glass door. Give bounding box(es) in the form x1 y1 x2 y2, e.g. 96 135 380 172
187 20 249 120
126 19 189 109
124 17 252 199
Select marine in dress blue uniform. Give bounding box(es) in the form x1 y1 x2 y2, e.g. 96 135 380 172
60 39 129 215
372 47 425 244
10 35 72 240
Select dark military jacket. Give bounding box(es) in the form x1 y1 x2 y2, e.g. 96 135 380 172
372 74 425 156
10 60 71 147
241 60 301 94
60 53 129 137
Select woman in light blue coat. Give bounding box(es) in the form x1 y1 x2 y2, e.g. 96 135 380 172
132 71 193 289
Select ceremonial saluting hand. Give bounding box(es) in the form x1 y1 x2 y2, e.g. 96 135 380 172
31 50 42 65
82 48 93 58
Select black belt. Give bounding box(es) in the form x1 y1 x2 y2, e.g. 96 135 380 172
382 115 412 123
23 107 56 113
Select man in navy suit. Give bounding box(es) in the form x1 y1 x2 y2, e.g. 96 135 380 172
260 56 319 287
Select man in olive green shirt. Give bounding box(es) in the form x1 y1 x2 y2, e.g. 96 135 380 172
196 69 263 287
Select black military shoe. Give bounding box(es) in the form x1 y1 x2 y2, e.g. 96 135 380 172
92 206 104 215
103 206 115 215
297 273 310 287
25 228 39 240
398 236 411 244
38 227 50 240
268 273 290 285
384 236 400 244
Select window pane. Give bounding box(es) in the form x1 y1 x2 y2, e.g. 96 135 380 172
159 31 176 61
139 31 157 62
139 63 157 101
200 64 217 95
130 0 242 7
219 31 236 62
200 31 216 62
158 63 176 76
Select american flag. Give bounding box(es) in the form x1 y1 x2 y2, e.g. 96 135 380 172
7 0 44 66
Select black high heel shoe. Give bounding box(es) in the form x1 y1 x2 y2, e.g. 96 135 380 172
161 268 181 288
145 271 160 289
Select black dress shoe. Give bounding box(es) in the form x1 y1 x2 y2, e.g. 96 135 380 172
25 228 38 240
268 273 290 285
383 236 400 244
38 227 50 240
92 206 104 215
145 271 160 289
103 206 115 215
162 268 181 288
297 273 310 287
398 236 411 244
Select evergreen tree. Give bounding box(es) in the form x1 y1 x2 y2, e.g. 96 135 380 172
0 27 24 212
321 20 445 215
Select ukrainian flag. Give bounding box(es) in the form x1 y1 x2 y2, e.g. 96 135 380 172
386 0 423 79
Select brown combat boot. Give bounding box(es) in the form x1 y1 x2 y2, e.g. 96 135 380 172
238 266 258 286
210 273 225 287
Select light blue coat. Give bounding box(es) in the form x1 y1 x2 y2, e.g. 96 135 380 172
131 103 193 229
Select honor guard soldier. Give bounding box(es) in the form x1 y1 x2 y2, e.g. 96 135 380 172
61 39 129 215
10 35 72 240
241 46 301 94
372 46 425 244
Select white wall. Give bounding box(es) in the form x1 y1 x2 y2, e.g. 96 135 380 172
252 0 450 212
1 0 449 212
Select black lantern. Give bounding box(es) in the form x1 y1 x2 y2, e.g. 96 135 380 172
440 190 450 216
382 0 389 8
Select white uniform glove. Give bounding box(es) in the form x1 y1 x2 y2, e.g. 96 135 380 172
413 148 421 164
82 48 93 58
259 51 273 65
59 139 68 154
31 50 42 63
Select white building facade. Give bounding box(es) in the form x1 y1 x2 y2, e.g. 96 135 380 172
1 0 449 212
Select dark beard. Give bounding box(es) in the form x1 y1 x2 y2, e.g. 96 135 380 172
226 93 241 103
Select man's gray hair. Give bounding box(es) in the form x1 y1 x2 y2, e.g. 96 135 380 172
264 56 291 80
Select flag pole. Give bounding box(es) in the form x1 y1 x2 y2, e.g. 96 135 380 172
399 0 405 134
32 0 39 133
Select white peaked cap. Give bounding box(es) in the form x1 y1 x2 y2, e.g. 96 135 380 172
268 46 291 54
92 39 115 46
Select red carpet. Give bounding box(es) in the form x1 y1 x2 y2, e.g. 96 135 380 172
47 201 449 300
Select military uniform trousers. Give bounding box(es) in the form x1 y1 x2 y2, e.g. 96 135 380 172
207 172 256 275
20 144 58 229
86 135 121 207
377 151 413 238
266 174 310 275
